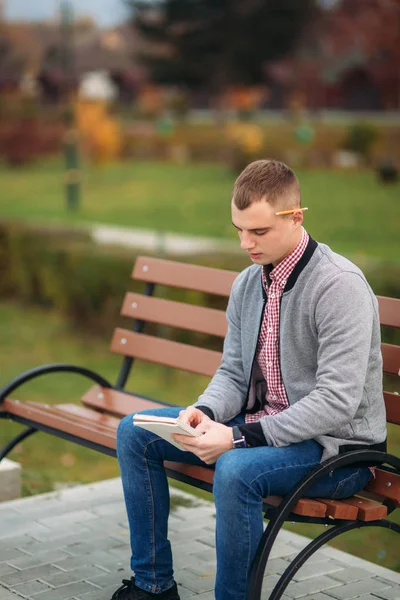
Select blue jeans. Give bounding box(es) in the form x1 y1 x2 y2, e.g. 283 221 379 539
116 407 372 600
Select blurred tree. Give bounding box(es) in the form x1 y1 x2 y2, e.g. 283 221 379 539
315 0 400 110
126 0 317 91
0 33 26 93
320 0 400 60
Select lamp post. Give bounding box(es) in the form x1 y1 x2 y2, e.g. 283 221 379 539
60 0 80 211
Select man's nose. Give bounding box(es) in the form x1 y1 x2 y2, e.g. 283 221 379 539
240 232 255 250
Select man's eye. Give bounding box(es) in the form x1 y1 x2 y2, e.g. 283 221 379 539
254 230 268 236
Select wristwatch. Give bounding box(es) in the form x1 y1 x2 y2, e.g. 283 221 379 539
232 425 247 449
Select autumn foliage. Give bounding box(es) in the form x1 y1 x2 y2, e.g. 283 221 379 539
75 100 122 164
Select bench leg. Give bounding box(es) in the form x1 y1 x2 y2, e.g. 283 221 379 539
0 427 37 462
247 515 285 599
269 519 400 600
250 518 400 600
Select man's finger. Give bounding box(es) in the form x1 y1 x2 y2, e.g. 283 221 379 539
178 410 190 423
173 433 199 447
195 421 212 433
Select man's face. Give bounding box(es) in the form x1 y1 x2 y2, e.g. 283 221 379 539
231 198 303 267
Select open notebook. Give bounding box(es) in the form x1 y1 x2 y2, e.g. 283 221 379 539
133 414 202 449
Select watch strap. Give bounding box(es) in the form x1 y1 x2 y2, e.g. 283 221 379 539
232 425 247 448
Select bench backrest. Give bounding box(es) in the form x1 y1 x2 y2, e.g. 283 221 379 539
112 256 235 384
112 256 399 425
380 296 400 427
83 255 399 450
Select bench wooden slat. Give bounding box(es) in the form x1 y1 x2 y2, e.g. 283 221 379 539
18 400 117 434
377 296 400 328
111 329 222 377
382 343 400 376
24 402 118 436
339 497 388 521
122 292 228 338
315 498 359 519
133 257 237 297
384 391 400 425
4 394 393 523
3 399 116 449
21 401 118 435
54 404 121 430
164 461 214 486
81 386 165 417
363 468 400 506
163 463 329 518
262 495 327 517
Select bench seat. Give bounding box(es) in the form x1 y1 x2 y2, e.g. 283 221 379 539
2 394 393 523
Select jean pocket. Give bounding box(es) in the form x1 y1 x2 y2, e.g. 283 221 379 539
330 468 369 500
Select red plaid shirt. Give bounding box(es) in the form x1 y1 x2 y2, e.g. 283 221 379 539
245 228 309 424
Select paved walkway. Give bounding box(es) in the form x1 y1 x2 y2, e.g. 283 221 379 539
0 479 399 600
91 223 241 256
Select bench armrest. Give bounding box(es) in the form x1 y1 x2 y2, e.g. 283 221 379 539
0 364 112 406
262 448 400 531
285 449 400 509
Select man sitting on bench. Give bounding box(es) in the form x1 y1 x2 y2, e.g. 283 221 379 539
112 159 387 600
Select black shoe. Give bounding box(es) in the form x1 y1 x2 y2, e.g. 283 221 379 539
111 577 180 599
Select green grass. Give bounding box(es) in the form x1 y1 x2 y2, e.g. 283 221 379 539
0 301 399 571
0 159 399 263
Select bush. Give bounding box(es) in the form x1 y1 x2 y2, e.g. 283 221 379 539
376 160 398 184
0 119 64 166
343 122 379 160
0 223 247 342
0 223 132 334
75 100 122 164
118 120 400 169
0 96 65 166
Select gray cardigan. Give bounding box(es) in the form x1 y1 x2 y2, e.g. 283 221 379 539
194 239 387 461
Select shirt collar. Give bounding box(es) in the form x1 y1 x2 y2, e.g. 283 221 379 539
262 228 309 292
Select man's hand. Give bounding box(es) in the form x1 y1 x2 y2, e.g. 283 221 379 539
178 406 211 429
173 421 233 464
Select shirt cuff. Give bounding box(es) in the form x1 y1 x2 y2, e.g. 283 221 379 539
237 422 267 447
196 406 215 421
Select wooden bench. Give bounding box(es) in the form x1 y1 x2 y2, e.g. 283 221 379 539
1 255 399 600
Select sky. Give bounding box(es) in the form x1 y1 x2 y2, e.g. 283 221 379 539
4 0 130 27
4 0 338 26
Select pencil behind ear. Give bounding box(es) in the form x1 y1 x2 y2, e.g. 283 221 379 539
275 207 308 216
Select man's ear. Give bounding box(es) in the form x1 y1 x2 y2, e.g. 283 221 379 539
292 211 304 227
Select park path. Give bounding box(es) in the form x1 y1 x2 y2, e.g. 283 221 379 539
0 478 399 600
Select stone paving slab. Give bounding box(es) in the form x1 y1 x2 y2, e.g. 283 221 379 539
0 478 399 600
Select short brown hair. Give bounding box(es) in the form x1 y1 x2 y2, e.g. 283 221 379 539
233 159 300 209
